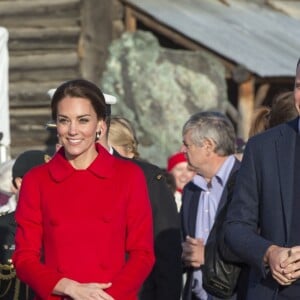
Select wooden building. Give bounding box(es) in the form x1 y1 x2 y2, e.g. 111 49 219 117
0 0 299 157
0 0 119 157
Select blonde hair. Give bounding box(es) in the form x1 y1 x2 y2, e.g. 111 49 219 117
108 116 140 158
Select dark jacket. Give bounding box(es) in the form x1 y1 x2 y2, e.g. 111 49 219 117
113 152 182 300
181 159 241 300
0 211 35 300
225 118 300 299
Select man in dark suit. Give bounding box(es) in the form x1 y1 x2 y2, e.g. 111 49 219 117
224 58 300 299
180 111 240 300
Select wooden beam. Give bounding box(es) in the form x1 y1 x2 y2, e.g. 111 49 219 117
80 0 113 82
0 0 81 17
226 101 239 124
123 5 235 74
254 83 270 108
255 77 294 84
10 52 78 70
125 7 137 32
237 76 255 141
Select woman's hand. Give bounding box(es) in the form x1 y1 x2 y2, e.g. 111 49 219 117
54 278 114 300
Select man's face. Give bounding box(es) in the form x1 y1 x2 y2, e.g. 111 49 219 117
294 63 300 114
181 130 208 176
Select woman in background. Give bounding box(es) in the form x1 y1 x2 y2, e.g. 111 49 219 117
108 116 139 159
167 152 195 212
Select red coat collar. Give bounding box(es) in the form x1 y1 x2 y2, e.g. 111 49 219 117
48 143 116 182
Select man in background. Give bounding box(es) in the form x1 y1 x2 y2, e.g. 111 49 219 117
180 111 240 300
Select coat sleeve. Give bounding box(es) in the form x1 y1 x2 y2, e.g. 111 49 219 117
224 139 273 276
13 171 64 300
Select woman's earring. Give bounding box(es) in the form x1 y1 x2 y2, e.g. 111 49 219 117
96 131 101 140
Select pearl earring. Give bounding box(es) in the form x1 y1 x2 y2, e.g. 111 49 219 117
96 131 101 140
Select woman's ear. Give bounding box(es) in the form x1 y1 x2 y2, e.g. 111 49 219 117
98 120 107 137
14 177 23 191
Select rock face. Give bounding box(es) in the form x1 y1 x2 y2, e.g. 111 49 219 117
101 30 228 168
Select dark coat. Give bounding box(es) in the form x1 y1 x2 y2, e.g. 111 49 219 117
181 159 241 300
113 152 182 300
0 211 35 300
225 118 300 299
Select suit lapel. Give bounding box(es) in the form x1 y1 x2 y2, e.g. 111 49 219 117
187 185 201 238
276 120 298 243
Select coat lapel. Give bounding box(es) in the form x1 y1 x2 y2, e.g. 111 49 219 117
216 159 241 216
276 119 298 243
185 184 201 238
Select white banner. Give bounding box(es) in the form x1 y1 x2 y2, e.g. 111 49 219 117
0 27 10 161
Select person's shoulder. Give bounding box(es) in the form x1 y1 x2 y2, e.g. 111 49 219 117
23 160 49 177
112 149 166 181
248 119 297 145
131 159 160 173
112 154 145 176
130 159 166 182
183 179 198 192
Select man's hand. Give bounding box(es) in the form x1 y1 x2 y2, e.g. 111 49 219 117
281 246 300 281
182 235 204 268
264 245 296 286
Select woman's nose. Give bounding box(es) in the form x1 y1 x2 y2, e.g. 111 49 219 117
68 121 78 135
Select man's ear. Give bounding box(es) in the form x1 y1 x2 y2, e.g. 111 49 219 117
14 177 23 191
203 138 216 153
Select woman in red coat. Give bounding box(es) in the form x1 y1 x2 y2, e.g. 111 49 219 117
13 79 155 300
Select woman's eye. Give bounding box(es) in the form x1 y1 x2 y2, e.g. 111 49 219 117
79 118 89 124
58 118 68 124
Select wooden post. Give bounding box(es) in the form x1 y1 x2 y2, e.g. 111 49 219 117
80 0 113 83
254 83 270 108
124 6 137 32
237 76 255 141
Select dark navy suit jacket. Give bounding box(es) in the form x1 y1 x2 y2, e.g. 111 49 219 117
225 117 299 299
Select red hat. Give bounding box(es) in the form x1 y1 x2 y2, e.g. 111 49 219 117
167 152 187 172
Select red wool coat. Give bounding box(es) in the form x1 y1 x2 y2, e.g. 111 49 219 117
13 144 155 300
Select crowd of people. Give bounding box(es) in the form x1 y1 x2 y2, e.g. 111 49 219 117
0 58 300 300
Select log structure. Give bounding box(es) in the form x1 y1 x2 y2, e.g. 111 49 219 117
0 0 117 157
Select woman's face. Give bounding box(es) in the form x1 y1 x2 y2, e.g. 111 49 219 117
170 161 195 191
56 96 103 165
